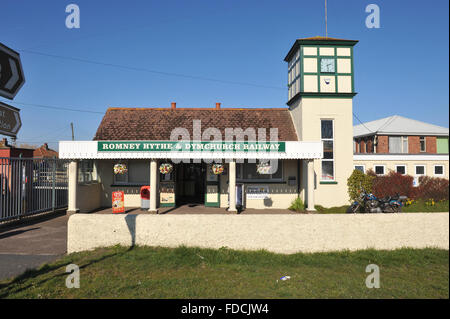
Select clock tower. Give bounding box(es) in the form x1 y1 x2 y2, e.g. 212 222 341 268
285 36 358 207
285 36 358 101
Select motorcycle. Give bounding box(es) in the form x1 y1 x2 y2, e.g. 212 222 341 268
346 188 407 213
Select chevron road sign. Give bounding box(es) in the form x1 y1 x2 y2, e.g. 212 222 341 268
0 102 22 137
0 42 25 100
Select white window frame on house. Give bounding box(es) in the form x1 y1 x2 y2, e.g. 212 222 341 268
236 160 284 182
433 165 444 177
395 165 407 175
388 136 408 153
374 165 386 176
414 165 426 176
354 165 365 173
420 136 426 152
320 119 335 182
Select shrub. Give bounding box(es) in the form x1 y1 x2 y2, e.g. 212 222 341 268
416 176 449 201
289 197 305 212
371 171 416 199
347 169 374 202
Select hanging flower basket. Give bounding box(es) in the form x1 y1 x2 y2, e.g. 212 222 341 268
113 163 128 175
211 164 224 175
159 163 173 174
256 162 272 174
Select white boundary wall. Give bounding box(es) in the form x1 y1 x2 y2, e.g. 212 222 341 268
68 213 449 254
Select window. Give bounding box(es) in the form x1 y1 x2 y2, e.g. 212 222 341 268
395 165 407 175
415 165 425 176
374 165 385 175
354 165 365 173
389 136 408 153
236 160 283 181
321 120 334 181
288 50 300 99
113 160 150 185
434 165 444 176
78 160 97 183
420 137 426 152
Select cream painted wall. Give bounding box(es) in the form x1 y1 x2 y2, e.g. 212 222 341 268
337 76 352 93
319 47 334 56
337 47 351 56
319 76 336 93
303 47 317 56
337 59 351 73
290 98 354 207
77 182 102 213
303 58 317 73
303 75 318 92
96 160 151 208
219 160 299 209
353 159 449 180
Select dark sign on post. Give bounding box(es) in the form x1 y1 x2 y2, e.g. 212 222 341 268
0 42 25 100
0 102 22 137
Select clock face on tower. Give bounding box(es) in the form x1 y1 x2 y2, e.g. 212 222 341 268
320 58 335 73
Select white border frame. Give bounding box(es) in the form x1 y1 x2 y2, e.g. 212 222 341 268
394 164 407 175
433 164 445 177
320 118 335 182
353 164 366 174
374 164 386 176
414 164 426 176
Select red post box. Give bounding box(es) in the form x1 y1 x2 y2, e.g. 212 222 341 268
140 186 150 210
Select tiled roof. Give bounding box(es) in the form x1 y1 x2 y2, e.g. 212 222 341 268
94 107 298 141
297 36 358 42
33 143 59 158
353 115 449 137
284 36 358 62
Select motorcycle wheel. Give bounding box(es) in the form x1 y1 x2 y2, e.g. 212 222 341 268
392 205 402 213
346 203 360 213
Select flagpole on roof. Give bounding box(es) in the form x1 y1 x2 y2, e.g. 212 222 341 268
325 0 328 38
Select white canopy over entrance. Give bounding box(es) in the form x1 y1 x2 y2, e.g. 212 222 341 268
59 141 323 159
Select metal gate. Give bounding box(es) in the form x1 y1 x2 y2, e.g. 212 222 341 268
0 157 69 222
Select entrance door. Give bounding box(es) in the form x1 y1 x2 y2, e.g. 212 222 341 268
175 163 205 205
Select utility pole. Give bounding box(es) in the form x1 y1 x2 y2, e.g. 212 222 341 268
71 122 74 141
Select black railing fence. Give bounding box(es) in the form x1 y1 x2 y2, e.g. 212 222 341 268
0 157 69 222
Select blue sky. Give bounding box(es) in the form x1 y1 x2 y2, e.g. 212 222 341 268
1 0 448 149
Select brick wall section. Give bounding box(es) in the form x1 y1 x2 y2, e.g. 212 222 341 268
408 136 437 154
366 139 373 153
360 139 366 153
408 136 420 153
426 136 437 153
376 135 389 153
359 135 439 154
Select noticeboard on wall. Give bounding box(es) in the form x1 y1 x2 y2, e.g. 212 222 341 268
246 185 270 200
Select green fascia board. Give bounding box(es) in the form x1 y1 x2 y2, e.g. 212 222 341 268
319 181 338 184
287 92 357 105
284 40 358 62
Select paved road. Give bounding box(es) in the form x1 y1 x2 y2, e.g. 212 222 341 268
0 213 68 281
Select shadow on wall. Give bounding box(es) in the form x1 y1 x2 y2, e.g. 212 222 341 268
124 214 137 248
263 198 273 207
